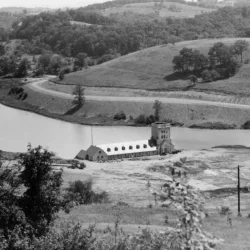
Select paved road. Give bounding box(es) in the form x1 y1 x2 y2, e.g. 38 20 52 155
27 79 250 110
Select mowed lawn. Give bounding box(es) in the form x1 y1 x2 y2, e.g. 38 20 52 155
101 2 215 18
60 38 250 96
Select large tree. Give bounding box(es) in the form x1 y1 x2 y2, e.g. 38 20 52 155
192 50 209 73
74 52 88 69
72 84 85 108
15 58 29 78
173 48 209 74
232 40 249 63
0 57 16 76
208 42 232 68
153 100 163 121
19 145 64 235
172 55 185 72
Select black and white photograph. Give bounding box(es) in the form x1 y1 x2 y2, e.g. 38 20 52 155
0 0 250 249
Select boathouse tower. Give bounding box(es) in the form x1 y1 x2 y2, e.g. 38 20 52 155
151 122 174 154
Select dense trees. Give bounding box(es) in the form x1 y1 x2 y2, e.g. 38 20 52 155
0 44 5 56
1 4 250 78
0 145 66 240
172 40 248 82
172 48 209 73
67 9 113 24
0 56 16 76
8 6 250 61
82 0 217 12
0 157 26 237
18 145 64 235
0 145 112 249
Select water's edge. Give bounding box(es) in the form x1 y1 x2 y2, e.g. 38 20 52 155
0 97 243 130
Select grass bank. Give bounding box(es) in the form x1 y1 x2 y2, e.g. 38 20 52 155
2 85 250 129
2 77 250 129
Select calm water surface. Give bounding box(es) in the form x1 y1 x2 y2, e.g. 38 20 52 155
1 104 250 158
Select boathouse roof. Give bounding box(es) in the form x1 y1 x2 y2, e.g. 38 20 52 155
96 140 157 156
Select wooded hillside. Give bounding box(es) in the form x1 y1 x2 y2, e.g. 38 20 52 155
7 6 250 59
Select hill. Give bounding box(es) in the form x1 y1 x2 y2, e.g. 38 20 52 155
10 6 250 58
101 2 215 18
0 7 54 13
59 38 250 96
0 7 55 29
0 12 21 29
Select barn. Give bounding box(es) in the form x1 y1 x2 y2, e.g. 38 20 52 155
76 122 175 161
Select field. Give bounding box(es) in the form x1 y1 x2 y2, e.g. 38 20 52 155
101 2 215 18
60 38 250 96
55 148 250 249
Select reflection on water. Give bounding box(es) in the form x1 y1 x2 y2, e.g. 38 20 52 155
1 104 250 158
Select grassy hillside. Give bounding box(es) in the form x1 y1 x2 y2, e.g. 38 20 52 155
60 38 250 96
101 2 215 18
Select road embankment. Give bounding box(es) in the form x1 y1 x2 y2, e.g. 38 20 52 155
2 78 250 129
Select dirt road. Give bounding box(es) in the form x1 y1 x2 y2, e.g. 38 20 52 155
27 79 250 110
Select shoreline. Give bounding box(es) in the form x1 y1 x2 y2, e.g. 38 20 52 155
0 95 246 130
1 78 250 130
0 96 134 127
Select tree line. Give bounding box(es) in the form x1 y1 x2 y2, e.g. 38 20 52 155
172 40 249 82
2 5 250 78
82 0 218 11
0 145 108 248
6 6 250 59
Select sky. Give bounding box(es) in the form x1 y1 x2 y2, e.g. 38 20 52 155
0 0 106 9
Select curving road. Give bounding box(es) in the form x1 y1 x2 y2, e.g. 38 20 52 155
27 79 250 110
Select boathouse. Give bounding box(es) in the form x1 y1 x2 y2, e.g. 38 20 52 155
76 122 174 161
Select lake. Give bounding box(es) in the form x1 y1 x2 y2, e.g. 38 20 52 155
1 104 250 158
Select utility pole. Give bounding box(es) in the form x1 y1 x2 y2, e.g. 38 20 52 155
238 165 242 217
91 124 93 146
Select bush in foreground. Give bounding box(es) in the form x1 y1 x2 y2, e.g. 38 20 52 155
64 179 109 206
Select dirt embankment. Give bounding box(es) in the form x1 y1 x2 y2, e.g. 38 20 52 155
2 78 250 129
25 81 250 129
